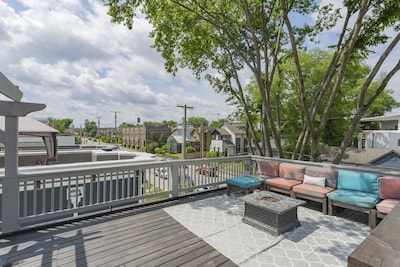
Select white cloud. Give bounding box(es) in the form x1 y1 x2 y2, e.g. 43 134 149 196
0 0 233 127
1 0 397 130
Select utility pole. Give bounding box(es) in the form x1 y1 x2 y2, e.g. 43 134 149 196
96 116 101 135
111 111 120 143
177 104 193 159
96 116 101 145
96 116 101 128
201 124 204 158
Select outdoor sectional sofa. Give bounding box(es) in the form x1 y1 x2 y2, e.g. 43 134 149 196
259 161 338 214
376 176 400 219
256 160 281 185
227 158 400 228
292 167 337 214
264 163 305 197
327 170 381 228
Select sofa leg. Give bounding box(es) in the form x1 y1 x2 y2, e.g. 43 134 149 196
322 198 328 215
290 191 296 198
328 200 334 216
227 186 231 196
369 209 377 229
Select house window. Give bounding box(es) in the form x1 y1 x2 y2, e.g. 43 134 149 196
398 139 400 146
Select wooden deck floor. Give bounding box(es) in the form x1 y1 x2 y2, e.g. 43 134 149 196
0 189 372 267
0 191 237 267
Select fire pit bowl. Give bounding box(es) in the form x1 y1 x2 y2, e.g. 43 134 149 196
262 196 280 202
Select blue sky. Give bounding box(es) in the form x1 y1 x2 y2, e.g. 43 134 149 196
0 0 398 128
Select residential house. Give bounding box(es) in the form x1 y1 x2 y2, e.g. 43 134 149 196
210 123 249 156
166 126 215 155
196 127 215 154
167 127 197 154
359 113 400 149
318 113 400 168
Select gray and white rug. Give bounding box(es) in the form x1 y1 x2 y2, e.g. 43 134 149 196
164 194 370 267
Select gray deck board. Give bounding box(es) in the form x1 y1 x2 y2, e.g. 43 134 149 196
0 191 237 267
0 189 371 267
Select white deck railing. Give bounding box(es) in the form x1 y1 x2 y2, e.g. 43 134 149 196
2 155 400 235
0 156 253 234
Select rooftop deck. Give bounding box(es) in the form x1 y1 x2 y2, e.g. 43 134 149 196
0 189 372 267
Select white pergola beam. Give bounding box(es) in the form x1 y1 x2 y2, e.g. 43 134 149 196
0 72 23 102
0 100 46 117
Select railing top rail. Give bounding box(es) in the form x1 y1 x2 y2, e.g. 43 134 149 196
250 155 400 176
0 155 253 179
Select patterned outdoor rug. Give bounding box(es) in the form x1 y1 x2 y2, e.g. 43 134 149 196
164 194 370 267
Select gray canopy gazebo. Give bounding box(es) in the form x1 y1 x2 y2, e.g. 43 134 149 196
0 116 58 164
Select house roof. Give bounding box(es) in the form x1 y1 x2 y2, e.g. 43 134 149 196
171 127 195 134
360 113 400 122
197 127 216 133
320 146 400 167
224 140 235 146
212 128 230 136
169 135 196 144
368 150 400 168
224 123 245 134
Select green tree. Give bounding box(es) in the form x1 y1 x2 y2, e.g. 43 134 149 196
281 0 399 162
209 120 225 128
162 120 177 128
75 136 82 145
85 120 98 138
121 122 135 127
159 133 168 145
187 117 208 127
242 49 399 157
48 118 73 133
100 135 111 143
206 151 219 158
150 132 158 143
144 142 159 153
105 0 400 163
186 146 195 153
275 49 399 158
143 121 162 126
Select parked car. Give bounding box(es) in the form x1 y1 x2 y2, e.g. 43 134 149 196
155 167 169 179
196 166 218 177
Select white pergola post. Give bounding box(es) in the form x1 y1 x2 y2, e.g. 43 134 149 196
2 116 19 233
0 72 46 234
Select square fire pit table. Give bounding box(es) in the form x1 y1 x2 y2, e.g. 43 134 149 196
240 191 306 236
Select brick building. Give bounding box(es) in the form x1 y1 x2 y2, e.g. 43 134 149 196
122 124 171 150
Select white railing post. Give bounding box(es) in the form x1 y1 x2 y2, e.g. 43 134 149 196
2 116 20 234
170 162 179 198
